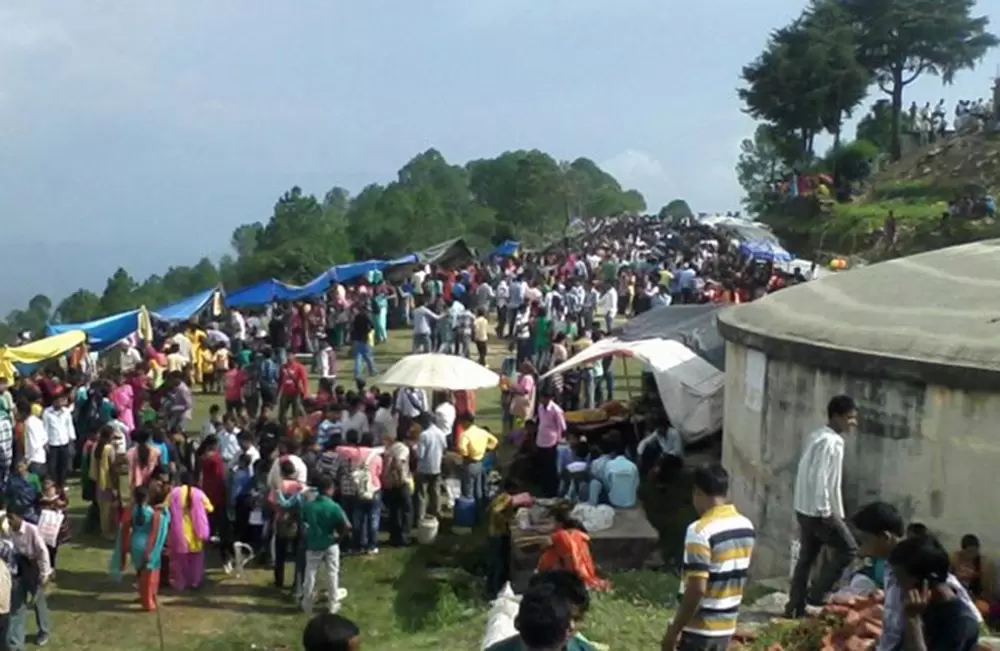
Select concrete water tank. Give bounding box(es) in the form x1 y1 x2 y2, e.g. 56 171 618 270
716 240 1000 579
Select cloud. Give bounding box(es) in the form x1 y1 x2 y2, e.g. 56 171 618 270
600 149 671 209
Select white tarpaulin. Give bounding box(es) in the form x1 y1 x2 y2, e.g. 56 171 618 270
543 337 724 443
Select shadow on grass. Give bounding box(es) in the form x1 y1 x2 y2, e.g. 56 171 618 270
608 570 680 608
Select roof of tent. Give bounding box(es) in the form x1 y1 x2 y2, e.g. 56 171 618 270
152 287 220 321
612 304 727 370
415 238 475 268
47 307 152 351
225 279 295 308
0 329 87 379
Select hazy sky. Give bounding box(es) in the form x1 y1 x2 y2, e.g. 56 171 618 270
2 1 998 313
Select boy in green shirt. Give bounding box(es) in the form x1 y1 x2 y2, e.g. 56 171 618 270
300 476 352 614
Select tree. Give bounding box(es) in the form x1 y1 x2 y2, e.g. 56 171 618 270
100 268 138 315
856 99 914 153
659 200 694 220
841 0 999 159
739 2 871 166
54 290 101 323
736 124 789 214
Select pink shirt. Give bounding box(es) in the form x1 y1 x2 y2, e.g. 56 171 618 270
337 446 384 493
535 400 566 449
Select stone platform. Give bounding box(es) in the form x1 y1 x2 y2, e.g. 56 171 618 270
509 506 660 592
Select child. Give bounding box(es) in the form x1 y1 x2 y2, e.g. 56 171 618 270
39 477 70 571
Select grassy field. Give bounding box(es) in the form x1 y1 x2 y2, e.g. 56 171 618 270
46 327 703 651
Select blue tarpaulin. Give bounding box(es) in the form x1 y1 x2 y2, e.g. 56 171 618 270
47 309 145 352
489 240 519 258
225 279 296 308
152 287 218 321
740 238 792 262
281 273 333 302
330 259 387 284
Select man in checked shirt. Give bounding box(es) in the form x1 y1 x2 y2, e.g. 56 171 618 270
6 505 52 648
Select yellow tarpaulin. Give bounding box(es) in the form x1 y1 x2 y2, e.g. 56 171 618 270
0 330 87 380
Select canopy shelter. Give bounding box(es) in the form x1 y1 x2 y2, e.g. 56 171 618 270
47 307 153 352
384 238 476 281
376 353 500 392
484 240 519 259
0 329 87 380
224 279 298 308
152 286 223 322
612 304 726 370
739 238 792 262
543 337 724 443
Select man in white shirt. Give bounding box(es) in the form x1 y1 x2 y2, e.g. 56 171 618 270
434 393 456 440
24 405 47 478
786 394 860 618
597 282 618 333
266 439 309 491
43 394 76 486
217 413 243 466
371 394 396 446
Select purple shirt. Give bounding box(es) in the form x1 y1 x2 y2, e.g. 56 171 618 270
536 401 566 449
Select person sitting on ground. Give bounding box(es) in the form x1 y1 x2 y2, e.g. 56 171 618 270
950 533 999 619
587 432 638 509
537 508 610 591
890 534 980 651
302 612 361 651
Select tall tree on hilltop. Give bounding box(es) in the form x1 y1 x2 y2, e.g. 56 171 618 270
736 124 789 215
100 268 138 315
840 0 999 160
55 289 101 324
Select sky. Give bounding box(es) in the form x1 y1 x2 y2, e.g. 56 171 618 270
1 0 998 314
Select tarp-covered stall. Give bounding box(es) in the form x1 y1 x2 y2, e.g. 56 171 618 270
383 239 475 281
0 330 87 379
612 305 726 370
224 279 297 308
152 287 223 322
47 307 152 352
543 337 724 443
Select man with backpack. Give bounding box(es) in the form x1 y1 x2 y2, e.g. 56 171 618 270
336 431 382 555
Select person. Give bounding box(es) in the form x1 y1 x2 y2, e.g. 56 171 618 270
484 588 592 651
38 478 69 570
167 471 213 590
23 404 47 479
662 465 755 651
278 355 309 425
785 394 859 618
595 433 639 509
0 538 14 648
6 505 52 650
457 413 498 512
42 394 75 487
950 534 998 618
300 476 352 614
485 479 523 598
850 501 981 651
473 308 490 366
338 430 382 555
5 460 40 527
415 412 448 523
534 388 565 498
272 459 306 595
109 486 171 611
537 508 609 591
349 305 377 382
302 612 362 651
381 430 413 547
127 428 161 489
890 535 980 651
198 435 231 571
89 425 118 539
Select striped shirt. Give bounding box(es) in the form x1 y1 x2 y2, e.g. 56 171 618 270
680 503 755 637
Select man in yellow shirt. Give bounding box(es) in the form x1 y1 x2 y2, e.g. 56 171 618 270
457 414 498 511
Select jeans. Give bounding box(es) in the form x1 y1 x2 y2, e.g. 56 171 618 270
415 473 441 522
457 336 471 359
505 307 520 338
384 484 413 545
461 461 485 511
496 305 508 337
595 371 614 403
274 532 305 594
515 338 532 366
787 513 858 615
603 313 614 333
352 343 376 380
47 444 72 487
534 446 559 498
351 494 381 551
7 579 50 650
301 544 341 613
582 373 595 409
412 333 431 354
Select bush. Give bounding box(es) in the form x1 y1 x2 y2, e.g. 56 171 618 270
827 140 880 185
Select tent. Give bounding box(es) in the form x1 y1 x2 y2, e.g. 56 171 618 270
224 279 299 308
0 329 87 379
46 307 152 352
486 240 519 259
612 304 727 370
739 238 792 262
152 286 222 322
543 337 724 443
415 238 476 268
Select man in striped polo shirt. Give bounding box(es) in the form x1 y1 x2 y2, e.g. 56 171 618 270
661 465 755 651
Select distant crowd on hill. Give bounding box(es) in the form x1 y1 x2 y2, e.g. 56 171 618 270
908 96 997 142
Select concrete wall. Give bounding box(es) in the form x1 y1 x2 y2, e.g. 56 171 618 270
722 340 1000 580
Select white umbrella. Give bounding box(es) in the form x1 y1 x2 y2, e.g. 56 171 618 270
375 353 500 391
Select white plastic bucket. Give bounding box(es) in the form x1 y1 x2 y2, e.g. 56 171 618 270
417 516 440 545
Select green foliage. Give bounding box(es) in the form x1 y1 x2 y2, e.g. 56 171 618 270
2 148 644 338
856 99 914 153
824 139 880 184
736 124 789 214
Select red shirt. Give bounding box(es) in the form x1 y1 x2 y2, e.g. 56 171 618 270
279 361 308 397
224 368 246 401
199 452 226 509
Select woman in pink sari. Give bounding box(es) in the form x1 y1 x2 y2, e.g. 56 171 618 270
111 377 135 435
167 471 213 590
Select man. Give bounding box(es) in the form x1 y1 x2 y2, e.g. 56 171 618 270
535 389 566 498
410 298 439 354
42 393 75 487
456 414 498 510
597 282 618 333
415 412 448 523
23 405 47 479
0 377 15 487
278 354 308 425
485 577 595 651
785 394 859 618
851 501 981 651
300 476 352 614
217 413 242 467
350 305 377 382
662 465 754 651
302 612 361 651
7 506 52 649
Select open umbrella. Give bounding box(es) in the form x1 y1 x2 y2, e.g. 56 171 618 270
375 353 500 391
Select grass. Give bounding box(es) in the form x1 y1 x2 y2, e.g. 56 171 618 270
47 326 698 651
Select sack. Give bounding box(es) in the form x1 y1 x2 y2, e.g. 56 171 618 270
348 451 377 501
38 509 65 549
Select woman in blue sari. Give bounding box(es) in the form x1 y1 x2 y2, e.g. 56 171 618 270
110 486 170 611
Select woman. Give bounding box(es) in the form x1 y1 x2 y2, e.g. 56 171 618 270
90 426 117 540
110 486 171 611
373 288 389 344
167 471 213 590
197 435 232 571
110 377 135 437
127 428 161 490
537 510 610 591
508 362 537 433
5 459 40 525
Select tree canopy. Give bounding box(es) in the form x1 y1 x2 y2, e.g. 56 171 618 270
0 148 646 344
736 0 997 206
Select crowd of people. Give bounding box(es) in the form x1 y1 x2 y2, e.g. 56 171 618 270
6 213 973 651
908 96 997 140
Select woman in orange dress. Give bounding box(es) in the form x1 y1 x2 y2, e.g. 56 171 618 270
537 510 610 591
